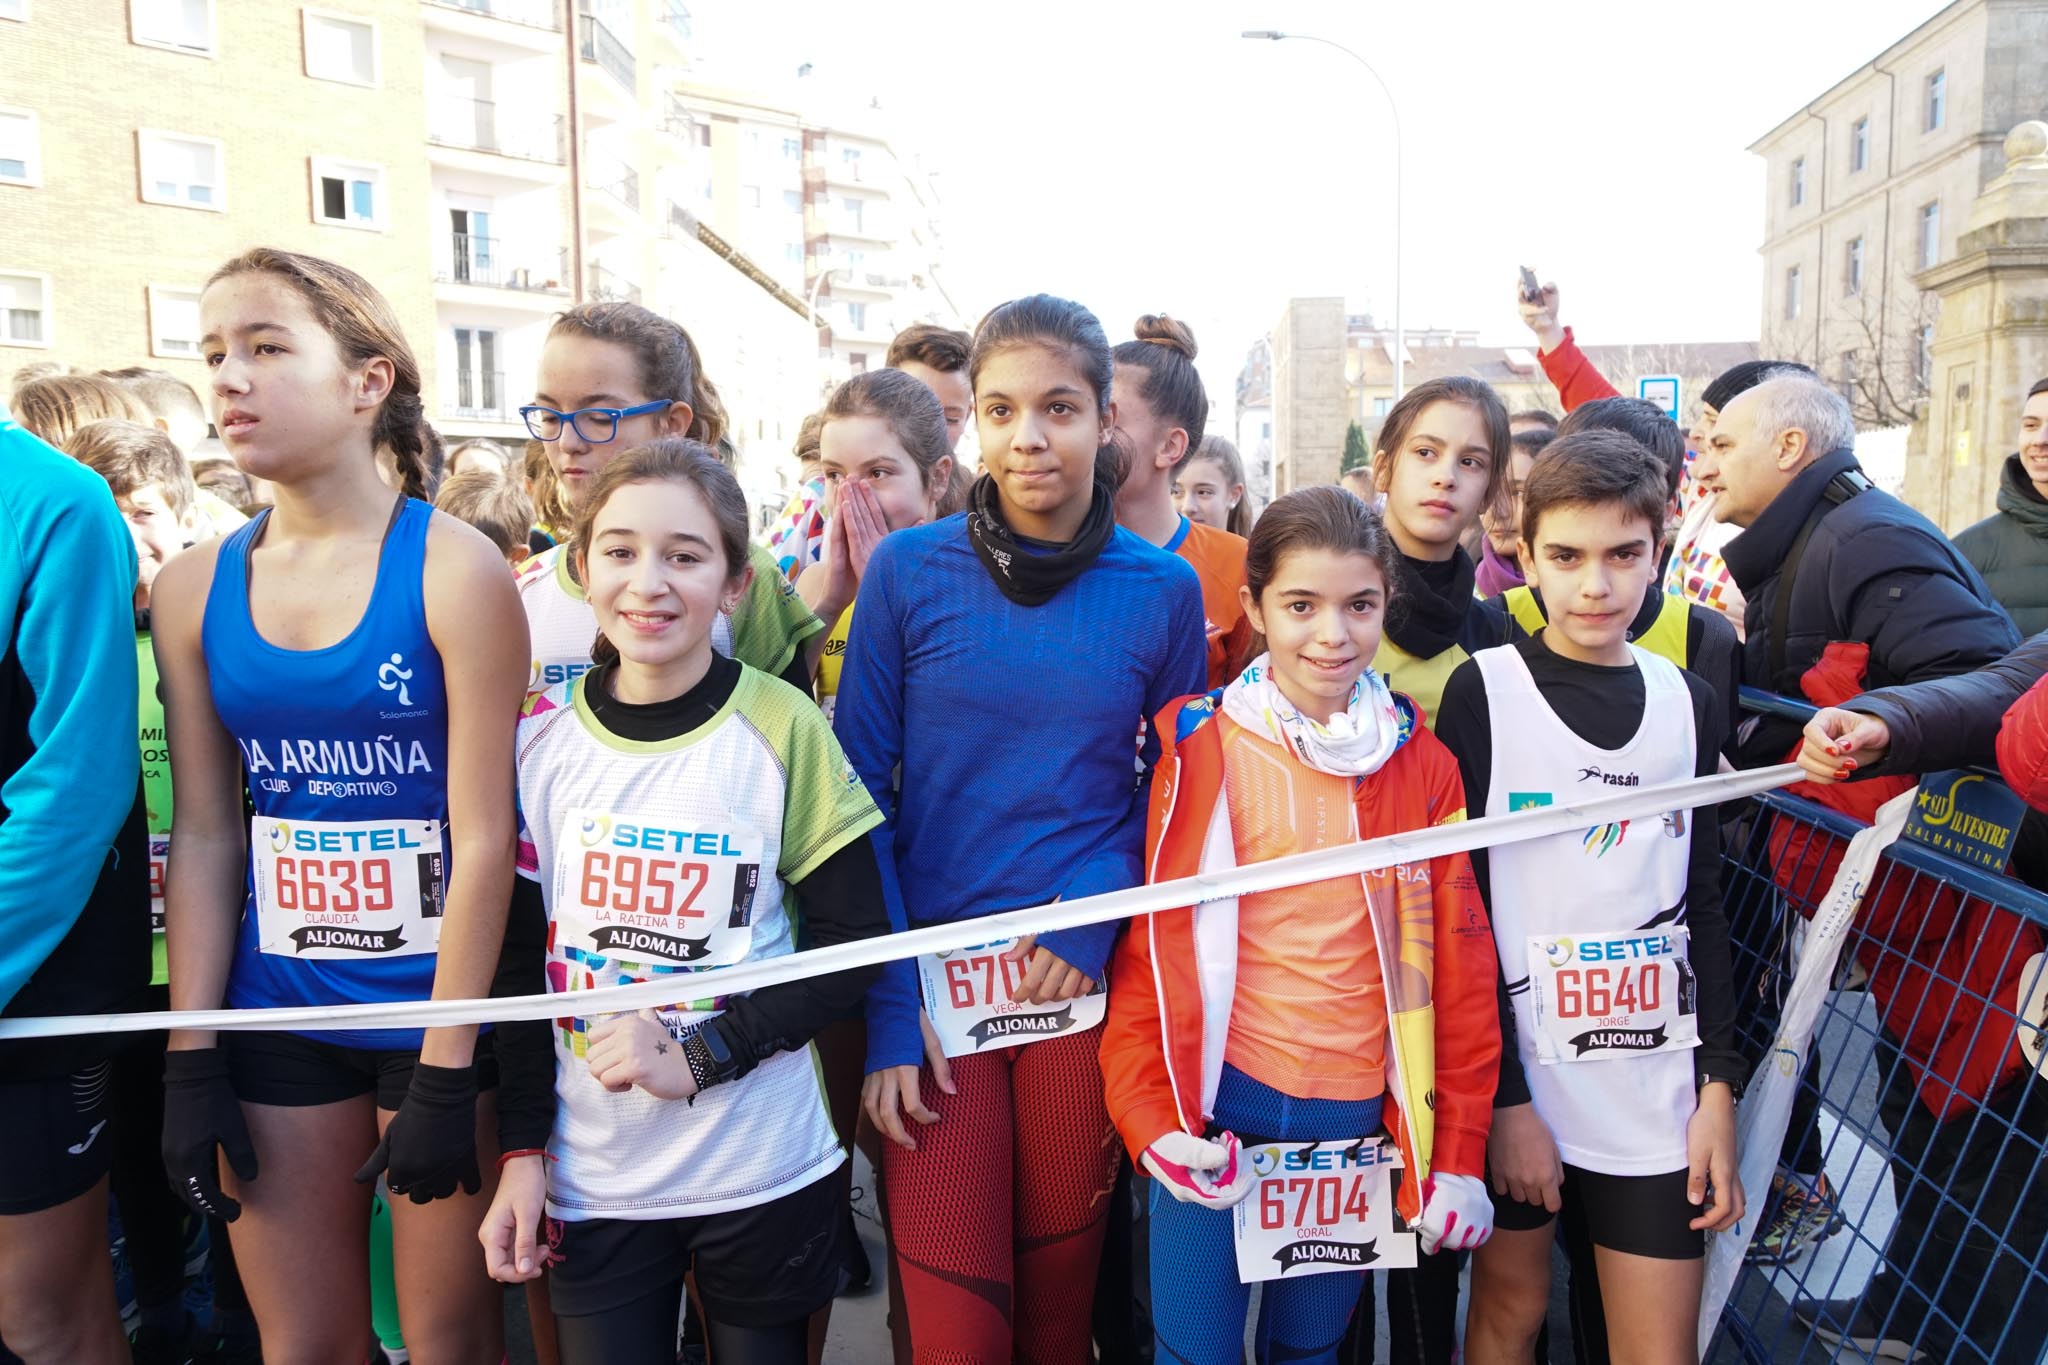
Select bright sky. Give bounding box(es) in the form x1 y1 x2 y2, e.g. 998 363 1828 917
695 0 1951 403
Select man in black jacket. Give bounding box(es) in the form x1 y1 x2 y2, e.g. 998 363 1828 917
1696 369 2030 1362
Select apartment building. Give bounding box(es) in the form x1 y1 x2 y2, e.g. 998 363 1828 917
0 0 953 496
1 0 437 415
1748 0 2048 427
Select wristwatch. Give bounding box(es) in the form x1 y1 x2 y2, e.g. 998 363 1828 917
682 1021 741 1093
1699 1070 1746 1102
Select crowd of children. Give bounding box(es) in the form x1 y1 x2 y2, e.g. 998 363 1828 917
0 246 1786 1365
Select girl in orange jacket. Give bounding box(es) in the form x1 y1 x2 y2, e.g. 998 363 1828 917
1098 486 1502 1365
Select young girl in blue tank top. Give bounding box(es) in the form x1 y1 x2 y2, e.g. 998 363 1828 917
150 248 530 1364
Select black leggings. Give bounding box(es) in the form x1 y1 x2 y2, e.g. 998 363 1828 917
554 1279 805 1365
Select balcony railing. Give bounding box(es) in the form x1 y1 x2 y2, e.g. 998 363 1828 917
587 262 641 305
660 3 691 43
577 13 635 95
436 234 569 293
424 0 560 30
428 98 566 164
453 369 508 420
586 161 638 213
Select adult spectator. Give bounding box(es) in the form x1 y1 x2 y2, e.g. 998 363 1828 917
1953 378 2048 634
1697 369 2030 1360
0 404 149 1364
446 437 514 482
1800 631 2048 784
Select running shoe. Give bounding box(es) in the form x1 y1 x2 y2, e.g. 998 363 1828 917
1748 1170 1844 1263
1792 1295 1928 1361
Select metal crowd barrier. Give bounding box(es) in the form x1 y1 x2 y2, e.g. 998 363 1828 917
1707 692 2048 1365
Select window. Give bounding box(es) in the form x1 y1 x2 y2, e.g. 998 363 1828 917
847 352 868 374
1839 349 1859 400
784 242 802 265
1845 236 1864 296
1851 117 1869 173
0 107 39 185
782 189 801 211
138 130 223 209
148 284 202 358
841 146 861 165
843 248 865 270
131 0 214 55
841 196 863 231
452 326 502 417
0 270 47 346
0 0 24 22
1917 323 1936 386
846 301 867 330
694 123 710 148
1920 200 1941 268
1784 264 1803 321
311 158 382 228
303 10 377 87
782 137 800 160
1789 156 1805 208
1925 68 1945 131
1372 396 1392 417
745 131 760 156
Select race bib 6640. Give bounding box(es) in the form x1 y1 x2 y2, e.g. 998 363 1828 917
1527 927 1698 1064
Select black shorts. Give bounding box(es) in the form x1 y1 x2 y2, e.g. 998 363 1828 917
1491 1163 1702 1260
224 1029 499 1110
0 1060 118 1215
545 1169 848 1328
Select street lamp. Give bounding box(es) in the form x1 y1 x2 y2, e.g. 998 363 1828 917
1241 28 1404 403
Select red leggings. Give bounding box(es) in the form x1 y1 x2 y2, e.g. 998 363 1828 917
881 1026 1117 1364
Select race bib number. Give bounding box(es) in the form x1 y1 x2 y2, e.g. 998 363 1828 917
1232 1138 1414 1283
1527 927 1698 1064
252 817 444 959
917 938 1107 1058
553 810 764 969
148 834 170 937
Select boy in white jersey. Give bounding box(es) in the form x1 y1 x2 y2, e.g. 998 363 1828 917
1437 431 1747 1365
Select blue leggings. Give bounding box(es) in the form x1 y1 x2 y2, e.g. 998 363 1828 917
1150 1064 1384 1365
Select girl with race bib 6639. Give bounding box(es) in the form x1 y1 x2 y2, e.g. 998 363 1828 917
151 248 528 1364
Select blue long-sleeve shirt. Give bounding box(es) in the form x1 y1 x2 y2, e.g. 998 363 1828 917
833 513 1207 1073
0 408 142 1020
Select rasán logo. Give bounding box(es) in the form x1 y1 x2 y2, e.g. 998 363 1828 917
1577 765 1640 787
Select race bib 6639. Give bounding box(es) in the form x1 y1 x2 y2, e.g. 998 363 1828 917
252 817 444 958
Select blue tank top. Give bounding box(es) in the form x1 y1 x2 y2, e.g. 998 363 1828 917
204 498 454 1050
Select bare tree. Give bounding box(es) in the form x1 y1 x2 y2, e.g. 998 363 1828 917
1762 260 1936 429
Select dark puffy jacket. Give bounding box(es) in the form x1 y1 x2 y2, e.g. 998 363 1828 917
1725 447 2024 1118
1848 630 2048 780
1953 455 2048 637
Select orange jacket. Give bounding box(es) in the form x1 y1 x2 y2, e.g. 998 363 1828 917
1098 691 1501 1221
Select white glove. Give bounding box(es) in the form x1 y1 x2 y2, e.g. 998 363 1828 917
1411 1172 1493 1255
1141 1130 1254 1209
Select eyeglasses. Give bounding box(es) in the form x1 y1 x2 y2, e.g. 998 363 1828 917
520 401 671 443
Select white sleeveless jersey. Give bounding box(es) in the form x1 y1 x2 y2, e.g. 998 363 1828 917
1474 644 1700 1176
514 667 882 1219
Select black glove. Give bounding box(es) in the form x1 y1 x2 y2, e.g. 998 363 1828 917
161 1047 258 1221
354 1061 480 1204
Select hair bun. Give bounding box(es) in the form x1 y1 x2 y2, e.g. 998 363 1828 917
1133 313 1197 361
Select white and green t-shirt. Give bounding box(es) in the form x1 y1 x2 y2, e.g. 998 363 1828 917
514 664 881 1220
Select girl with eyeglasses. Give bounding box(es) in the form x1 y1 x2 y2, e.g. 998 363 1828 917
516 304 822 693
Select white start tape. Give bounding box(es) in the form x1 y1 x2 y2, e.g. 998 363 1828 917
0 765 1802 1040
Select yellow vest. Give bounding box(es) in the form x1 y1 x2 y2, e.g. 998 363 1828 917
1502 586 1691 670
1370 637 1471 732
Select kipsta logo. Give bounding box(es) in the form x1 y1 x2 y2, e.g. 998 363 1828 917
377 653 414 707
1542 937 1575 968
1249 1144 1283 1177
266 821 292 853
579 815 613 848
